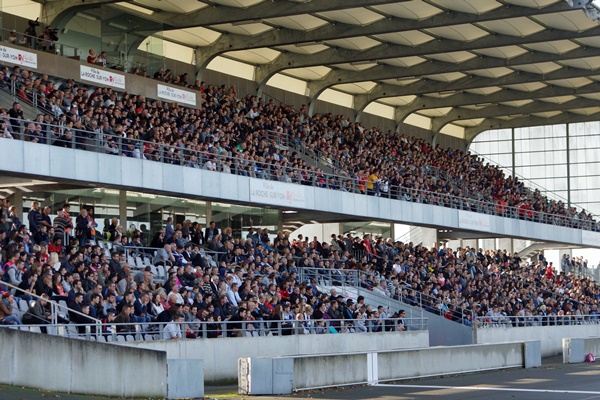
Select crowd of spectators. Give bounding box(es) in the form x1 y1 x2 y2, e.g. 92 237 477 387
1 193 599 340
0 201 413 338
0 64 595 231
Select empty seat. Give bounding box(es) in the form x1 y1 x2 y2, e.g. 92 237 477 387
126 335 135 342
18 299 29 312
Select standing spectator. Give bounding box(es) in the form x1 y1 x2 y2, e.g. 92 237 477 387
75 208 91 247
8 102 23 138
204 221 219 244
86 49 98 64
27 201 42 238
164 217 174 242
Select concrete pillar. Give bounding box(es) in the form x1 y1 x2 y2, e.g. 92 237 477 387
205 201 212 224
421 227 438 249
389 223 395 242
8 189 23 223
462 239 477 249
277 210 283 233
558 249 573 274
496 238 513 254
119 190 127 231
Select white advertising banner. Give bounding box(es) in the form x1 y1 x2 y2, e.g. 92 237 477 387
80 65 125 89
249 180 306 208
157 84 197 106
582 230 600 247
458 210 491 232
0 45 37 69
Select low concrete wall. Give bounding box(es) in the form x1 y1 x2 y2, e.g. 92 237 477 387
239 341 541 394
563 337 600 363
125 330 429 383
473 324 600 357
376 342 525 381
0 329 167 398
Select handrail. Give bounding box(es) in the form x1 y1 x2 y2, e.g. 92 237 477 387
1 115 597 232
298 266 470 324
473 314 600 328
0 317 428 341
1 27 80 59
0 280 101 326
468 148 585 213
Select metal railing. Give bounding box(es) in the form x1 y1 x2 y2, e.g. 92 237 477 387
0 280 101 330
298 267 470 325
473 314 600 328
1 28 80 59
0 317 428 341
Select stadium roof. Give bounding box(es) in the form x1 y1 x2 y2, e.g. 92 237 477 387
47 0 600 141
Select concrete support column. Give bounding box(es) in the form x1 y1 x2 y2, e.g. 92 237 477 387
462 239 478 249
205 201 213 225
8 190 23 222
277 210 283 233
389 223 395 243
558 249 573 274
119 190 127 230
496 238 514 254
421 227 438 249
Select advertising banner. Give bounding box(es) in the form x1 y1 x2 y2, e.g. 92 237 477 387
157 84 197 106
249 179 306 208
80 65 126 89
458 210 491 232
0 45 37 69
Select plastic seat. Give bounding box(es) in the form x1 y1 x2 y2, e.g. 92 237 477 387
117 336 125 342
18 299 29 312
126 334 135 342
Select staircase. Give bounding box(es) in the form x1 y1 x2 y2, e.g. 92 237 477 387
299 267 473 346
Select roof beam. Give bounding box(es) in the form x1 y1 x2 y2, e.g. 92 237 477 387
359 81 600 120
464 112 600 144
432 97 600 131
351 46 600 112
312 63 600 114
255 23 600 84
194 2 570 55
166 0 408 29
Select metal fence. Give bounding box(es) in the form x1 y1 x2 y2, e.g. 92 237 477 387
0 316 427 343
299 267 470 325
473 314 600 328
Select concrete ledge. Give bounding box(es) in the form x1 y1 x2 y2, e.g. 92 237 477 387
0 329 167 398
126 330 429 383
474 324 600 357
563 337 600 363
239 341 541 395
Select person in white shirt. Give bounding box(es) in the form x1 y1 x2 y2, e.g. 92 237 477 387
163 313 184 340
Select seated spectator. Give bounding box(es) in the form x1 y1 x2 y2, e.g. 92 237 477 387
0 291 21 325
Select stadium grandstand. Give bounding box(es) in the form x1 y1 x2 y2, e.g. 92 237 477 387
3 0 600 397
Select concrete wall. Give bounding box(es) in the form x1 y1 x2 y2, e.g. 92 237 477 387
474 324 600 357
0 328 167 398
0 140 593 248
563 337 600 363
240 341 540 394
376 342 526 381
125 330 429 383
